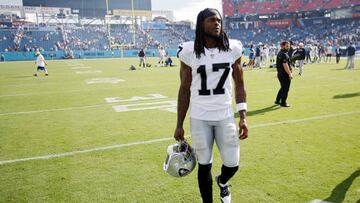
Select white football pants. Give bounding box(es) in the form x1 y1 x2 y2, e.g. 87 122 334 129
190 116 240 167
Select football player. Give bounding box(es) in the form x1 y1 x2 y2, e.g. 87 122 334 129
158 46 166 66
33 51 48 76
174 8 248 203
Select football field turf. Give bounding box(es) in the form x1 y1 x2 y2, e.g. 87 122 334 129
0 57 359 202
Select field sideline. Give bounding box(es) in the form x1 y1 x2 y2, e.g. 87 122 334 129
0 57 359 202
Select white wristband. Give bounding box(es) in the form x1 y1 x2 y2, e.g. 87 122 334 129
236 103 247 112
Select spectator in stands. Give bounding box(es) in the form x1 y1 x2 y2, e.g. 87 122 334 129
335 44 341 64
138 48 146 68
344 42 356 70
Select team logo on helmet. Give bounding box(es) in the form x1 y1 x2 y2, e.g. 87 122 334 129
163 141 196 177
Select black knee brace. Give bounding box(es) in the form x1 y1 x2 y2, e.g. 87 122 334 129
198 163 213 203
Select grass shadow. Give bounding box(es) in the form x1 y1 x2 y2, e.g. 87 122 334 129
333 92 360 99
235 104 280 118
323 170 360 203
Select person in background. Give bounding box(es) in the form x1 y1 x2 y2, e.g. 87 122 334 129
269 44 276 64
275 41 292 107
305 44 311 64
254 43 261 68
335 44 341 64
325 43 333 63
344 42 356 70
158 46 166 66
33 51 48 76
248 44 255 68
138 48 146 68
0 53 5 62
295 43 306 76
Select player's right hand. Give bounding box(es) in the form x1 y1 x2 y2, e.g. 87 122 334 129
174 127 185 141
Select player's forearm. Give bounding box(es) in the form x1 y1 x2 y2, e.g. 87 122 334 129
235 85 247 119
176 86 190 128
284 63 292 75
233 61 247 120
235 81 246 103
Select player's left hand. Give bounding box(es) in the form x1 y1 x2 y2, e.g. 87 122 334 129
239 118 248 140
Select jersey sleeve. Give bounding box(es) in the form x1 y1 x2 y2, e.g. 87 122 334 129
177 42 193 67
280 52 289 64
230 39 243 61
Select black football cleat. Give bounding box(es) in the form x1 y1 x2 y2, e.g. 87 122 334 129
216 175 231 203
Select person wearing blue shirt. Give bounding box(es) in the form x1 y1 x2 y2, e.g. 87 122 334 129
344 42 356 70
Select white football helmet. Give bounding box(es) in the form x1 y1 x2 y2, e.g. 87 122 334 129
163 141 196 177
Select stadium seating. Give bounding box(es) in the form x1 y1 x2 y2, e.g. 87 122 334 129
225 0 357 15
1 16 358 52
21 30 63 51
0 29 16 52
64 25 108 50
228 18 360 47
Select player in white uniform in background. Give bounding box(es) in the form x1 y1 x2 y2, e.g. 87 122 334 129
259 44 265 68
269 44 277 64
33 51 48 76
262 45 269 68
158 46 166 66
312 44 319 63
174 8 248 203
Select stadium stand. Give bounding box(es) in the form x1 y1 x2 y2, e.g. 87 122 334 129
228 18 360 47
224 0 358 15
0 0 358 54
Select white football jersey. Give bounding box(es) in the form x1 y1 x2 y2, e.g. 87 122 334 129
178 39 243 121
36 55 45 67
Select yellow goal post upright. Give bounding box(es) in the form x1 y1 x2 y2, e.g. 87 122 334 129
105 0 137 58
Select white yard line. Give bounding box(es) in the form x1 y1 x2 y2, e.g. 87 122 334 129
0 137 173 165
0 89 96 97
0 104 107 116
0 110 359 165
250 111 360 128
1 80 358 97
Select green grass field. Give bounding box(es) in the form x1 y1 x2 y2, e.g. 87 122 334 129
0 57 359 203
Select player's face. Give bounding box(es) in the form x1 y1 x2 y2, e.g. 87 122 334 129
285 44 290 50
203 14 221 38
282 43 290 51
